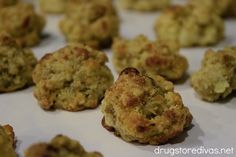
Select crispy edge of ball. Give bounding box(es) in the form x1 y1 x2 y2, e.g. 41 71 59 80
0 125 17 157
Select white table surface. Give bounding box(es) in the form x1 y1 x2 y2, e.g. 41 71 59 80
0 0 236 157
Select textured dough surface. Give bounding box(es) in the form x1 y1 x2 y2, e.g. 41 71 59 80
33 44 114 111
112 35 188 81
120 0 171 11
101 68 192 144
0 3 45 47
25 135 103 157
0 33 37 92
191 47 236 102
60 0 119 49
154 5 224 47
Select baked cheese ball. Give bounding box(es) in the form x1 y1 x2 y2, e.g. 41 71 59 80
120 0 171 11
0 0 18 8
33 44 114 111
0 3 45 47
0 33 37 92
154 5 224 47
40 0 66 14
25 135 103 157
112 35 188 81
101 68 193 144
60 0 119 49
191 47 236 102
189 0 236 17
0 125 17 157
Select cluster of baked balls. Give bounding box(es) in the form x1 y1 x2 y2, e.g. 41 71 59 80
0 0 236 156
